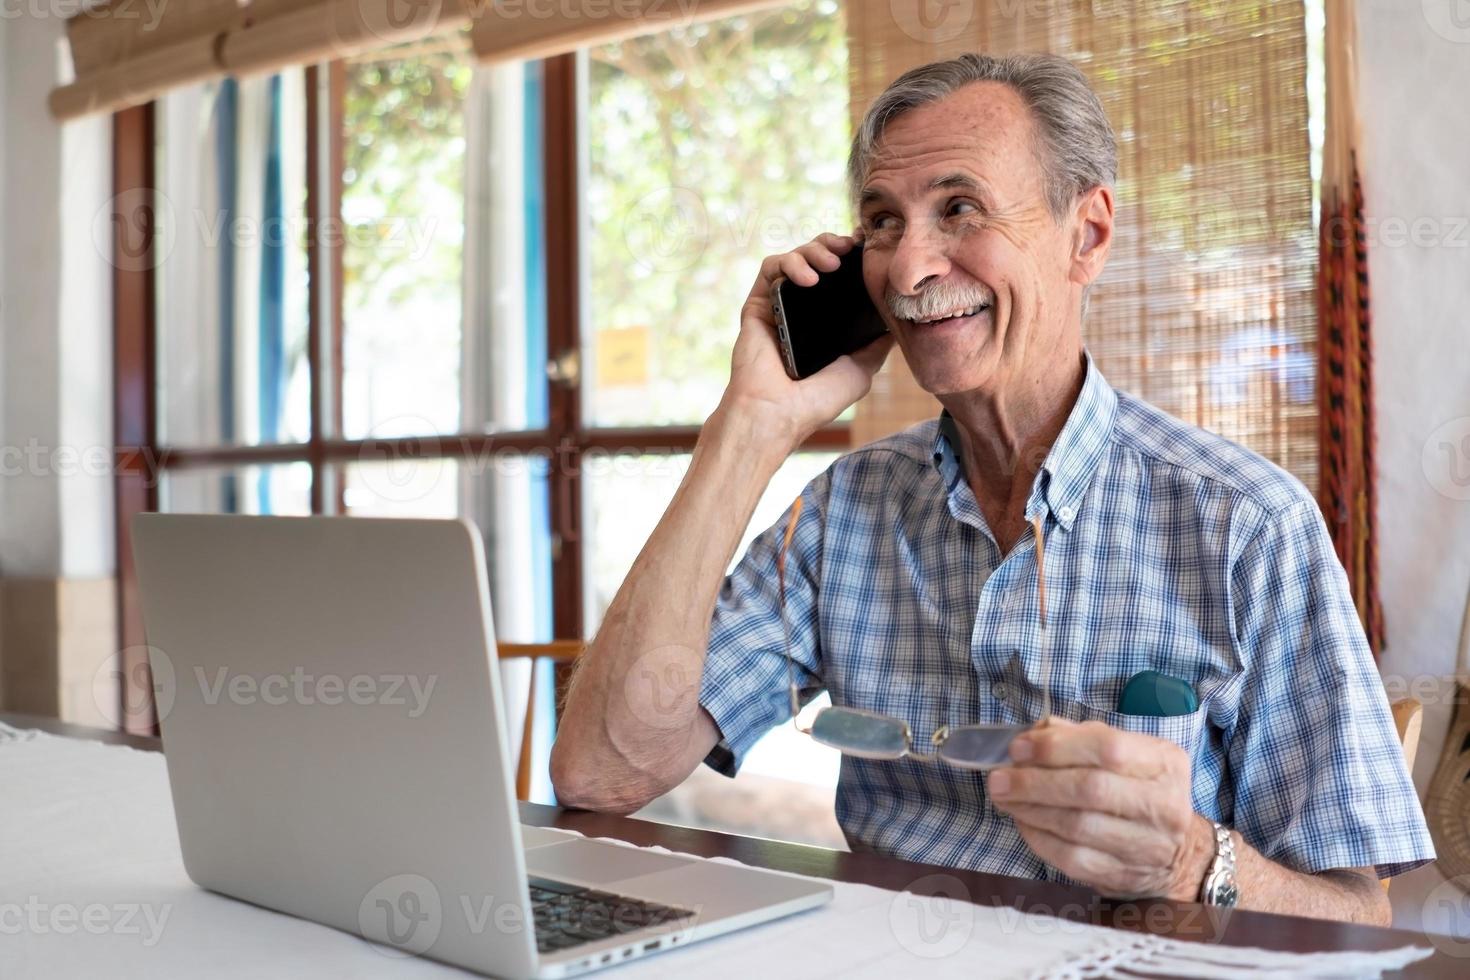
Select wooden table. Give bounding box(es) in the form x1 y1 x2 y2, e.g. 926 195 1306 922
4 712 1459 976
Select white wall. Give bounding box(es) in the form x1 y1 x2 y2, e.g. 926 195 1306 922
0 12 7 601
0 10 114 580
1358 0 1470 936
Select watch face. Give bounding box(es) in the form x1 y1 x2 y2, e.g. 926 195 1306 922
1215 873 1239 907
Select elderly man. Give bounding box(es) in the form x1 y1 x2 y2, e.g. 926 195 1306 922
551 53 1432 924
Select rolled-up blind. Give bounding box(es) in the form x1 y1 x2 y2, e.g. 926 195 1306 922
51 0 791 119
467 0 783 64
50 0 244 120
848 0 1319 493
218 0 468 80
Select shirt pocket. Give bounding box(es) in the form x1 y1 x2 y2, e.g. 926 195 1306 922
1069 699 1211 759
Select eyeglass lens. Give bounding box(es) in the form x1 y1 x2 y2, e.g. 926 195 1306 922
809 707 910 760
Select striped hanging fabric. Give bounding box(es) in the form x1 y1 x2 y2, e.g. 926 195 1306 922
1317 0 1384 655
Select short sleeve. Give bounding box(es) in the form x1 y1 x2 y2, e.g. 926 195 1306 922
1227 500 1434 878
698 473 828 777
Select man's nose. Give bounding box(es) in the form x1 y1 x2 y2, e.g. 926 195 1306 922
888 229 951 296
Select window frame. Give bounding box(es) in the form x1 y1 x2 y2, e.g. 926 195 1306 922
111 53 850 733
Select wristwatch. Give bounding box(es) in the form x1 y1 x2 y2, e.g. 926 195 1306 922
1199 821 1239 907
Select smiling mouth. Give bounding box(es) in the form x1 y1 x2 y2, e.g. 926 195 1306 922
906 303 990 326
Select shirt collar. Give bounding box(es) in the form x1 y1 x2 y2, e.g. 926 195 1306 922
930 350 1117 532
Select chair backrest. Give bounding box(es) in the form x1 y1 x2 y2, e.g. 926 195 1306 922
1390 698 1423 776
1381 697 1423 892
498 642 584 800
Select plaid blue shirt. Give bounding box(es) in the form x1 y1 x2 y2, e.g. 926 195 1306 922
700 353 1434 881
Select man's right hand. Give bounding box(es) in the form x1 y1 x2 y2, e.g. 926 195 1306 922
552 234 891 815
723 233 895 455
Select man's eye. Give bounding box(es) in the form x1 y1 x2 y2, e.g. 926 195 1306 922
867 214 898 231
947 200 980 218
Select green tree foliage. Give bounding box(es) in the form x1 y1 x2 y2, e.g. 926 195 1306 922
335 6 849 428
342 48 472 314
587 0 850 423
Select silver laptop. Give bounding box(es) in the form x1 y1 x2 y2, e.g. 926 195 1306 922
132 513 831 979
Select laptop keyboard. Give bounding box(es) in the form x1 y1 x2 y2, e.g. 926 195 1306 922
529 876 695 954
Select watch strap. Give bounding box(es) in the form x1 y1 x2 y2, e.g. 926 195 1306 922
1199 821 1239 907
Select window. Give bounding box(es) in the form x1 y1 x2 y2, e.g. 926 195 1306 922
118 8 852 818
160 464 313 516
154 71 312 450
341 49 472 440
583 2 849 427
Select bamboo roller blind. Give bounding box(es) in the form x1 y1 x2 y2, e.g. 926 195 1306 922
51 0 786 119
847 0 1319 494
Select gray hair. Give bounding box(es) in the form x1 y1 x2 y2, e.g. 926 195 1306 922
848 53 1117 221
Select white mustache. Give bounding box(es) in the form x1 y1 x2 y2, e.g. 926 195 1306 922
887 281 994 322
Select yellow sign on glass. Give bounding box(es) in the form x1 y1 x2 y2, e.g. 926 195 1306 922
597 327 649 388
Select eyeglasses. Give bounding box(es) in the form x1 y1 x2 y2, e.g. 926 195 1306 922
778 496 1051 770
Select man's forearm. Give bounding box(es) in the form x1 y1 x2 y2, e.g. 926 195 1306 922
551 405 790 812
1237 842 1389 925
1180 816 1389 925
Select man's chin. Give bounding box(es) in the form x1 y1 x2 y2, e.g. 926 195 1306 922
901 346 998 398
912 370 993 398
893 317 998 397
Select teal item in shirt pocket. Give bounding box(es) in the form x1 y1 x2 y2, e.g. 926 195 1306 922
1117 670 1199 717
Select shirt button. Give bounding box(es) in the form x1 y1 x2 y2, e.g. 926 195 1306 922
991 681 1007 700
1057 505 1075 521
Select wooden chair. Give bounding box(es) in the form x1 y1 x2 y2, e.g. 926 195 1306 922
1382 697 1423 892
498 642 584 800
1390 698 1423 776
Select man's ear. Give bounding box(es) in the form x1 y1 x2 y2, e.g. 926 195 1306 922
1068 184 1114 288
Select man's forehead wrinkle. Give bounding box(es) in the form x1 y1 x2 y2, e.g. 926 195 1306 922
930 173 986 193
861 136 1016 207
865 129 1000 180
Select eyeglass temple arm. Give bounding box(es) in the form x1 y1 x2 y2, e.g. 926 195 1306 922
779 497 805 724
1032 515 1051 725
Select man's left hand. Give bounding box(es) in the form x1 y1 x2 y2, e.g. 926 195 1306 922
987 717 1214 901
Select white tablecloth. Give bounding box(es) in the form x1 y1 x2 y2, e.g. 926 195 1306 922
0 725 1434 979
